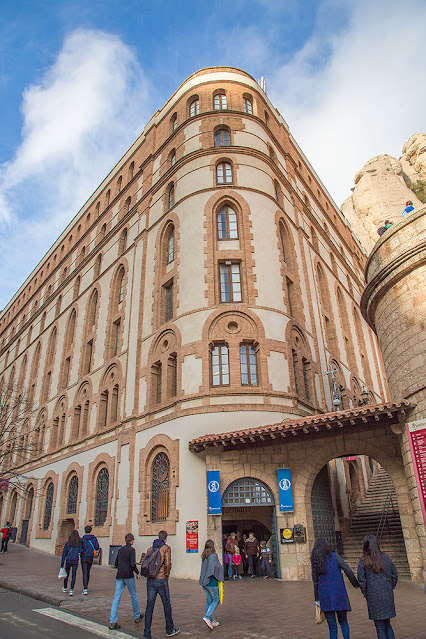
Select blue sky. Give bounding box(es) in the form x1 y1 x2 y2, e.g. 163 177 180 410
1 0 425 309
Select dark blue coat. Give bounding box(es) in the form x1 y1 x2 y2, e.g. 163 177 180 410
81 534 100 561
312 552 358 612
61 541 83 566
357 553 398 620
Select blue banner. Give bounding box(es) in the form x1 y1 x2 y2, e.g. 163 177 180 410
207 470 222 515
278 468 293 512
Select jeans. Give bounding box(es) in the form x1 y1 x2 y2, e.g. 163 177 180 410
226 553 233 578
81 559 93 589
374 619 395 639
247 555 257 576
144 578 174 638
261 558 271 577
1 538 9 552
64 563 78 590
324 610 350 639
110 577 141 623
203 585 219 621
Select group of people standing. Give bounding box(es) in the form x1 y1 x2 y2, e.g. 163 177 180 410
311 534 398 639
223 532 273 579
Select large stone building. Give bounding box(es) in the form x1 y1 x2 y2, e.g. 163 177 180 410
1 66 417 580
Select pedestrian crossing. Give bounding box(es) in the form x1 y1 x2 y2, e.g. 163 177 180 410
34 608 135 638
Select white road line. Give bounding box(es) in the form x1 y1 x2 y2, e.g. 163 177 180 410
34 608 136 638
0 611 45 635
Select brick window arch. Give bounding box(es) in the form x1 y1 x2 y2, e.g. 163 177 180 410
188 95 199 117
213 91 227 110
288 326 316 404
40 327 57 403
316 263 338 356
243 94 253 114
59 308 77 391
149 329 180 406
97 365 121 430
105 265 127 360
151 451 170 522
81 288 100 375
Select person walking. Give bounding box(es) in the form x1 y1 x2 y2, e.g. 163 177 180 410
357 534 398 639
244 532 260 578
81 524 100 595
310 538 359 639
223 533 237 580
109 533 143 630
61 530 83 596
199 539 224 629
0 521 12 553
259 540 273 579
142 530 180 638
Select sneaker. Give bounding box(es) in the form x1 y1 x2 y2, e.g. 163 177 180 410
250 574 256 578
263 576 267 579
62 587 67 593
203 617 214 630
109 622 121 630
212 620 220 627
238 575 242 579
69 590 73 596
134 614 144 623
82 589 88 595
166 630 180 637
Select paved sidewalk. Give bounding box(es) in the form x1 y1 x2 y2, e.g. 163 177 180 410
0 543 424 638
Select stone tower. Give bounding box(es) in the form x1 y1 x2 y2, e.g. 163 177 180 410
361 206 426 578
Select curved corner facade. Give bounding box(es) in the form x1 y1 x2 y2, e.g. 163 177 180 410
0 67 388 580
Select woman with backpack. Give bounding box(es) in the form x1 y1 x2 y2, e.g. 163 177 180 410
61 529 83 596
310 538 359 639
199 539 224 630
357 534 398 639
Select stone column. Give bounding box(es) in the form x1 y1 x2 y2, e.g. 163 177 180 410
361 206 426 579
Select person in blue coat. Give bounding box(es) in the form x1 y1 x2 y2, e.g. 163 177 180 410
311 538 359 639
81 525 100 595
61 529 83 596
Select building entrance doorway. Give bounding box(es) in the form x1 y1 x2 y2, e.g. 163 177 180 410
311 456 410 576
55 518 75 555
222 477 280 578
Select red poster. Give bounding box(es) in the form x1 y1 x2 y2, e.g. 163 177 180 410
186 520 198 553
406 419 426 528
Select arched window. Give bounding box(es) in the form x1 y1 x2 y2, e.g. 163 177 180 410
95 468 109 526
73 276 81 299
125 196 131 213
117 175 122 194
129 161 134 179
167 226 174 263
169 149 176 167
217 205 238 239
214 128 230 147
94 255 102 280
168 184 175 209
89 290 98 328
214 93 227 110
216 162 233 185
117 268 125 304
243 96 253 114
9 491 17 523
67 476 78 514
189 98 199 117
43 482 54 530
119 229 127 255
105 190 111 206
25 487 34 519
171 113 177 132
151 452 170 522
279 222 289 263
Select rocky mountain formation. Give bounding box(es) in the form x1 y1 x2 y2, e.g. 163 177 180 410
341 133 426 252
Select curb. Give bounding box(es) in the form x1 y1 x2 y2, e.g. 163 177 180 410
0 579 64 606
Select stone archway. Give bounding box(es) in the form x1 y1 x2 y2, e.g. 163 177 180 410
294 435 422 579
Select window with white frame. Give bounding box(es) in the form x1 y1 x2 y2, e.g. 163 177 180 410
219 262 242 302
217 205 238 239
214 93 227 110
211 344 229 386
216 162 233 184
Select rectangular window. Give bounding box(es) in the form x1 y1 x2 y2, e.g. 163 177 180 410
286 277 295 316
292 350 299 395
302 359 310 400
211 344 229 386
165 283 173 321
154 363 162 403
217 206 238 239
220 263 241 302
240 344 258 385
168 354 177 397
114 320 121 356
85 340 93 374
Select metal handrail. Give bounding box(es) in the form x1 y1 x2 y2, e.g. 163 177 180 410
376 490 396 542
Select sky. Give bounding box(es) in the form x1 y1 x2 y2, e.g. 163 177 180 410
0 0 425 309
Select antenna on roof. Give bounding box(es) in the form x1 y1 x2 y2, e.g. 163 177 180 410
257 76 267 94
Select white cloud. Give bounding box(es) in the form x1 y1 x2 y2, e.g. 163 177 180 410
269 0 426 205
0 28 150 308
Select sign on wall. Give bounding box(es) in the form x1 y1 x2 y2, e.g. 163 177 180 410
277 468 294 512
186 521 198 553
406 419 426 528
207 470 222 515
0 478 9 491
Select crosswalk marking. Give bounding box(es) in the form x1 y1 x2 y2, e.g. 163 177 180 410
34 608 136 638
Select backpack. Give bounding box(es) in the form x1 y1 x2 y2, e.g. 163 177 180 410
6 527 12 539
140 547 163 578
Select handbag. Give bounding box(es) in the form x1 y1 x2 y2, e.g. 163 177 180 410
218 580 224 605
58 567 67 579
315 602 325 624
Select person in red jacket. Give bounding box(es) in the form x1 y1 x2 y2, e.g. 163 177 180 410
1 521 12 553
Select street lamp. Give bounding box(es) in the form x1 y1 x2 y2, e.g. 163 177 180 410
360 385 369 405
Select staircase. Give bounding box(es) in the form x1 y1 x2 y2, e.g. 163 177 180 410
342 467 411 578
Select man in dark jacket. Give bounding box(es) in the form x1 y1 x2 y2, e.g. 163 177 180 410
143 530 180 638
0 522 12 553
109 533 144 630
81 525 100 594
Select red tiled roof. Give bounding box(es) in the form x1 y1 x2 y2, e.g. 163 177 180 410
188 400 414 453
